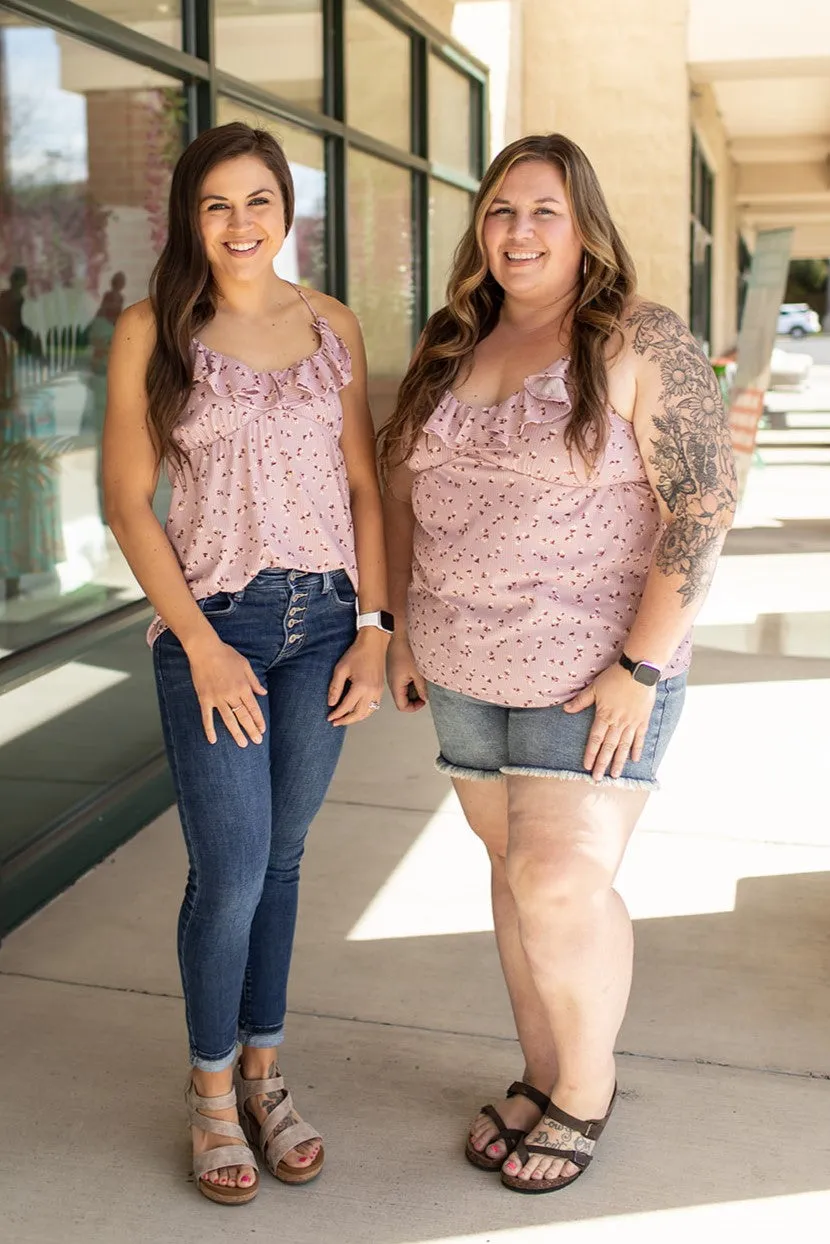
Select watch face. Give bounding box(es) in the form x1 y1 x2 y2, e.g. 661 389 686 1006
633 662 660 687
379 610 395 633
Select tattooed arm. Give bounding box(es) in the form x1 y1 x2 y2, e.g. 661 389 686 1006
623 299 737 662
563 300 736 779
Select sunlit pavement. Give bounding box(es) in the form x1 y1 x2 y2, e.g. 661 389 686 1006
2 440 829 1241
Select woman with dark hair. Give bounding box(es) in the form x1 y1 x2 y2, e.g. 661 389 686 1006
104 123 390 1204
381 134 736 1194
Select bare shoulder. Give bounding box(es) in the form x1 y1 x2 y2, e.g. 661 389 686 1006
115 298 157 354
304 289 361 343
620 297 701 362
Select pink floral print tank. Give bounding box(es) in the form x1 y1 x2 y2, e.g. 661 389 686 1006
147 294 356 645
406 356 691 707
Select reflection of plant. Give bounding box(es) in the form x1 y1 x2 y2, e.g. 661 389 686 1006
0 437 69 502
0 184 110 297
145 89 187 254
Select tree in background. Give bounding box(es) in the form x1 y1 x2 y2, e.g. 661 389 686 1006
784 258 828 320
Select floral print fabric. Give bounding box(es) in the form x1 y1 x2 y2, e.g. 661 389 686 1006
406 356 691 707
147 315 357 645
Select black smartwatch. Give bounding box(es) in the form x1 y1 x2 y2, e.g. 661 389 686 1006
356 610 395 635
619 652 661 687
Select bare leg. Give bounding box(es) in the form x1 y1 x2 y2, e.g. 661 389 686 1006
502 776 648 1183
452 777 558 1160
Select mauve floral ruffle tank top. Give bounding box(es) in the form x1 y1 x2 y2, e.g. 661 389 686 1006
148 291 356 645
406 356 691 707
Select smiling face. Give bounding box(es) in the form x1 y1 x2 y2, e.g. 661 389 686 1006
482 158 583 301
198 153 287 282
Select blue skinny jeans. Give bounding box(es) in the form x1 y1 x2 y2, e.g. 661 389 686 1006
153 567 356 1071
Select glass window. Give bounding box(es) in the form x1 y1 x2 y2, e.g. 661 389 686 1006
63 0 182 49
0 17 185 655
215 1 323 113
217 100 327 291
347 152 414 426
429 180 472 313
429 55 473 174
346 0 411 150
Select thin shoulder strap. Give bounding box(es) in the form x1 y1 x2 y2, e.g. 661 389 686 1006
291 282 318 322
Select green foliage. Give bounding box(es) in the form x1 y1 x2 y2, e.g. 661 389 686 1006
784 258 828 317
0 437 71 502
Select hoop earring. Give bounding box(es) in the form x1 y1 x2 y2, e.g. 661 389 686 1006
582 253 588 280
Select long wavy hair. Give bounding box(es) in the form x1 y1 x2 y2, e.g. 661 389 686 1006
378 134 637 476
146 122 295 469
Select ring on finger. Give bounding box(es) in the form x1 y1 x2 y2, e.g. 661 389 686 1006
368 700 380 711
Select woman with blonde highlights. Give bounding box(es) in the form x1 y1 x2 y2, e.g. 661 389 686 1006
381 135 735 1194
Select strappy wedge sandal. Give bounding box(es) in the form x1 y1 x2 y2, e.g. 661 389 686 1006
234 1062 325 1185
501 1084 617 1194
185 1082 260 1206
464 1080 551 1172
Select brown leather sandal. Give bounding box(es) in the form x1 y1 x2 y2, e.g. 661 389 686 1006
185 1082 260 1206
501 1084 617 1194
464 1080 551 1172
234 1062 324 1185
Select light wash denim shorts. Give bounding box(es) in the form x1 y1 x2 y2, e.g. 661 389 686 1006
427 672 687 791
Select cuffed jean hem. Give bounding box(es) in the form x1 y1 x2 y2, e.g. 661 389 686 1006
190 1043 239 1073
500 764 659 791
435 754 504 781
237 1024 285 1049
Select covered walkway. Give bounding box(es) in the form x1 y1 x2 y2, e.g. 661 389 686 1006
2 419 830 1241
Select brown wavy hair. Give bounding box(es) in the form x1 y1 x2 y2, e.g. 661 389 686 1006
378 133 637 476
146 122 295 469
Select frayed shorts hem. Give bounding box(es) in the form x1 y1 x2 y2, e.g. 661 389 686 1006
501 764 659 791
435 755 504 781
435 754 657 791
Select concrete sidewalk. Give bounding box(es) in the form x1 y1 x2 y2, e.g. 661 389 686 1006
2 456 830 1243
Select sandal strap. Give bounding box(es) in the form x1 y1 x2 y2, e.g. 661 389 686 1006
520 1139 593 1170
185 1082 246 1140
192 1142 258 1179
544 1083 617 1142
478 1104 524 1151
185 1082 237 1113
234 1064 321 1171
511 1085 618 1172
235 1070 286 1106
264 1115 321 1169
506 1081 550 1114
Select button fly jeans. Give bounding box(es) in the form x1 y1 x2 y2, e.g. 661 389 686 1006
152 568 357 1071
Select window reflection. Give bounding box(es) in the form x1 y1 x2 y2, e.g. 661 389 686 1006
216 2 324 112
429 180 472 313
66 0 182 49
216 101 327 292
346 0 411 150
429 55 473 174
347 151 414 427
0 19 184 653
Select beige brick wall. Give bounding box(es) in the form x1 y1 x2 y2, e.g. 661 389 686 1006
692 83 739 356
507 0 691 317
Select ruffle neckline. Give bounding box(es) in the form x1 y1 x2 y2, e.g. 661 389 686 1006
425 355 571 449
192 315 351 411
176 316 353 450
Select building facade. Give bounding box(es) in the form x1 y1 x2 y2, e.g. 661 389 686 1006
3 0 828 932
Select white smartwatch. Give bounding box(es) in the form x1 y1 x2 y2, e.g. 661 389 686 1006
356 609 395 635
